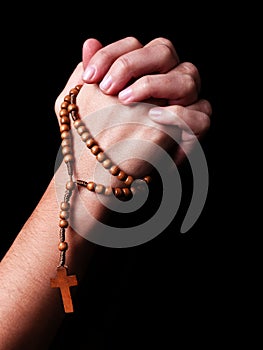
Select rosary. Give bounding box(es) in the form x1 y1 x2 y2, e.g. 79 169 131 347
50 84 151 313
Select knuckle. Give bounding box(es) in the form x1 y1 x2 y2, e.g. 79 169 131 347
183 73 197 93
180 61 199 76
124 36 142 46
156 37 173 49
116 54 133 72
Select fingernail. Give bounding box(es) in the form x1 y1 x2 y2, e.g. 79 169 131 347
149 108 179 123
119 87 133 102
82 65 96 81
99 75 112 91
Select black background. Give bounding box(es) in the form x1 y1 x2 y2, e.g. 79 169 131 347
0 4 248 349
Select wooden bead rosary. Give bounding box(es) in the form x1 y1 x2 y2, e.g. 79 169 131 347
50 84 151 313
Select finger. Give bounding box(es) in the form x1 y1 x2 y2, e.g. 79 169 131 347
144 37 180 63
82 38 103 70
118 66 199 106
148 99 212 137
98 39 180 95
82 36 143 83
170 62 202 96
149 100 212 165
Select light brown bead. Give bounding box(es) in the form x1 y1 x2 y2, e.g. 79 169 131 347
61 138 71 147
66 181 75 191
96 152 106 162
61 131 71 140
144 176 152 184
95 184 105 194
60 124 70 133
77 125 87 135
86 138 97 149
64 154 74 163
60 210 69 219
122 187 132 198
62 146 71 156
64 95 71 103
75 84 82 91
81 132 91 142
91 145 101 155
59 219 68 228
114 188 123 198
102 159 112 169
59 109 68 118
117 170 127 181
69 87 79 96
61 101 69 109
73 119 84 128
61 202 70 210
87 181 96 191
58 241 68 251
60 116 70 125
67 103 78 113
109 165 120 176
124 175 134 186
104 186 113 196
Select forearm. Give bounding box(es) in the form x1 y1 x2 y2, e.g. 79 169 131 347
0 174 98 350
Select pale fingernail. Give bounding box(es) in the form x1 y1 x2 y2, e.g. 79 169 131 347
82 65 96 81
119 87 133 102
148 108 179 123
99 75 112 91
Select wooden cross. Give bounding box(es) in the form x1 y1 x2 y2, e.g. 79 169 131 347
50 266 78 313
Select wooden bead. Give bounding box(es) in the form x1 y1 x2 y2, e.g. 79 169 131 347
96 152 106 162
75 84 82 91
117 170 127 181
69 87 79 96
124 175 134 186
67 104 78 113
91 145 101 155
122 187 132 198
60 210 69 219
95 184 105 194
59 219 68 228
58 241 68 251
144 176 152 184
109 165 120 176
114 188 123 198
77 125 87 135
81 132 91 142
59 109 68 118
60 124 70 133
87 181 96 191
64 154 74 163
61 131 71 139
61 101 69 109
61 202 70 210
61 138 71 147
66 181 75 191
62 146 71 156
64 95 71 103
73 119 84 128
86 138 97 148
60 116 70 125
104 186 113 196
102 159 112 169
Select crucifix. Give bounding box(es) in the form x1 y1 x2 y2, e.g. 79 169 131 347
50 266 78 313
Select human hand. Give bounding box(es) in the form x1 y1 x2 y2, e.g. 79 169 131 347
81 36 212 164
53 36 212 235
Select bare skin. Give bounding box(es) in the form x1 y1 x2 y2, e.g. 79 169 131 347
0 37 211 349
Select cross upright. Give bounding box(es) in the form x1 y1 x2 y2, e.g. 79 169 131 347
50 266 78 313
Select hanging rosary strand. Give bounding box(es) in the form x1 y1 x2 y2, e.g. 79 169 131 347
50 84 151 313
